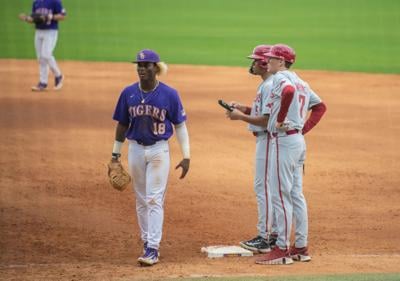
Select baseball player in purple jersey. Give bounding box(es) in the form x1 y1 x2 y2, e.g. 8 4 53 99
111 49 190 266
226 45 278 253
256 44 326 265
19 0 66 91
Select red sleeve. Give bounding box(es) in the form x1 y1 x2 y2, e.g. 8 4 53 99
302 102 327 135
277 85 295 123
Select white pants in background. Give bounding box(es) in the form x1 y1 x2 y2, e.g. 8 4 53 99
254 133 277 238
34 29 62 84
128 140 170 250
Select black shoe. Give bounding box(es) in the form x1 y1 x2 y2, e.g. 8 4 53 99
268 233 278 248
54 75 64 90
239 236 271 253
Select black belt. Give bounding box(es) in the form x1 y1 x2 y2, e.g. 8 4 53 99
136 140 157 146
253 130 269 137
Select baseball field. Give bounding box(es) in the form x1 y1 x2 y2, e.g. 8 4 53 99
1 0 400 280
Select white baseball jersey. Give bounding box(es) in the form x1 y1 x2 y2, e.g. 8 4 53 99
248 75 274 132
266 70 322 133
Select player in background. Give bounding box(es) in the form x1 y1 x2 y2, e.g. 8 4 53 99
18 0 66 91
111 49 190 266
256 44 326 265
226 45 277 254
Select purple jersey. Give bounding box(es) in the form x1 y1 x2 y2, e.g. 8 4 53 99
32 0 66 30
113 82 187 145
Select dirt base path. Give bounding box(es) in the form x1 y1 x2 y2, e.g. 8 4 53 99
1 59 399 280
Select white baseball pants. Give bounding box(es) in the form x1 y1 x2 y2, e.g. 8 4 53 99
34 29 62 84
254 133 277 238
128 140 170 250
269 133 308 249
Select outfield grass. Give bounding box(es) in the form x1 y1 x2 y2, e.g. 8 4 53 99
1 0 399 73
171 273 400 281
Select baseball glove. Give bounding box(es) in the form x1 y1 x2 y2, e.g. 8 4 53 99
30 13 48 24
107 160 132 191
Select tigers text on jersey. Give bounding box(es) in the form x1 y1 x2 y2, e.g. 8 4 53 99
266 70 321 133
32 0 66 30
113 81 186 145
248 75 274 132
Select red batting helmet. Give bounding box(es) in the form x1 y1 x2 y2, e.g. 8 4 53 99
247 45 272 61
265 44 296 64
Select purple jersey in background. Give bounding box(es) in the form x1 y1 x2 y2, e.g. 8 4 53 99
113 82 186 145
32 0 66 30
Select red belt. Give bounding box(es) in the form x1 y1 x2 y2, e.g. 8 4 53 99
272 129 299 137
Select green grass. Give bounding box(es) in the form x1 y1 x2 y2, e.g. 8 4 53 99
168 273 400 281
1 0 400 73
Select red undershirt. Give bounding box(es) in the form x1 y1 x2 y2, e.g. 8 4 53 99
277 85 295 122
303 102 327 135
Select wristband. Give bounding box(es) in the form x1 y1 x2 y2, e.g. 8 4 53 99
112 140 123 160
111 152 121 160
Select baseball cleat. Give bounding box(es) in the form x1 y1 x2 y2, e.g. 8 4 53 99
54 75 64 90
255 247 293 265
143 242 160 257
239 236 271 253
289 246 311 262
138 247 159 266
267 233 278 248
31 82 47 91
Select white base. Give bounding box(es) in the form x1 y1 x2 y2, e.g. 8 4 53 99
201 245 253 258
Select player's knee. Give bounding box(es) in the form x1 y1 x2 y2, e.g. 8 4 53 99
147 197 162 207
40 54 52 62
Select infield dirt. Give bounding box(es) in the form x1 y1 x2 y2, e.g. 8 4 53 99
1 59 399 280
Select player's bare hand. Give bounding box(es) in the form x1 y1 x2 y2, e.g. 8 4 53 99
175 158 190 179
18 13 27 21
230 101 247 113
226 108 244 120
276 122 289 131
229 101 240 107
